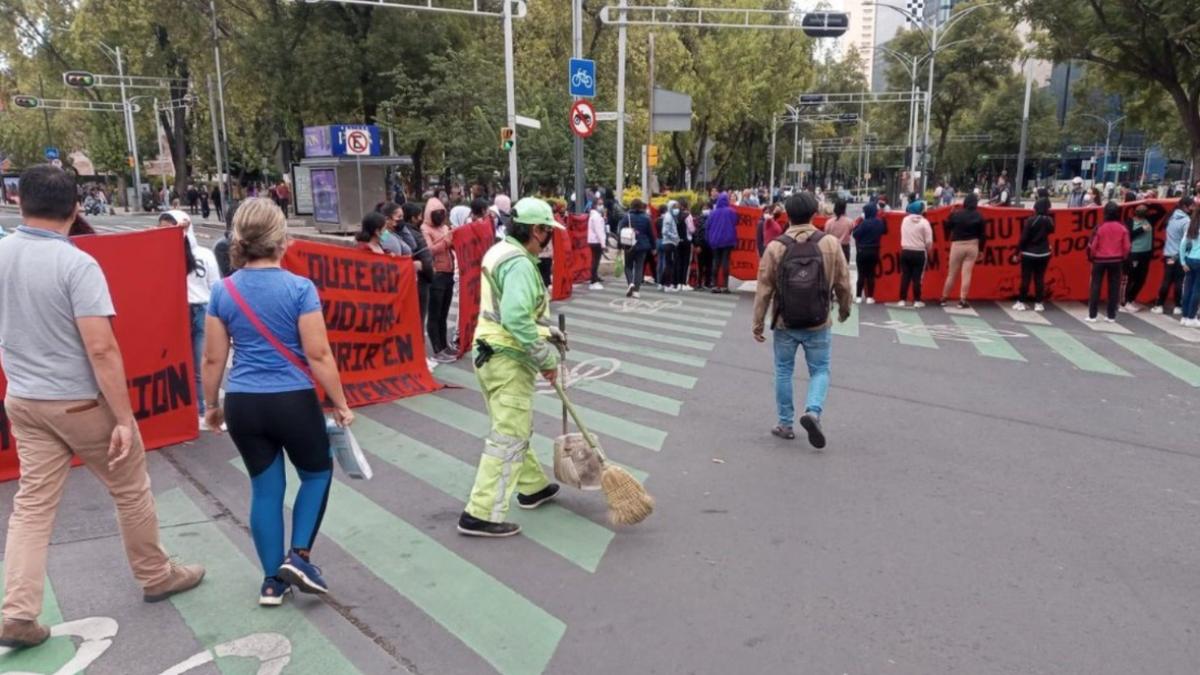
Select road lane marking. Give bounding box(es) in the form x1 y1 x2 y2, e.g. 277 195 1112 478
355 414 614 572
1025 325 1130 376
1108 335 1200 387
569 334 707 367
570 298 729 326
560 306 725 338
567 349 698 389
995 301 1052 325
567 317 715 351
949 316 1027 361
832 306 859 337
0 565 75 673
1126 310 1200 343
880 309 938 348
1053 301 1134 334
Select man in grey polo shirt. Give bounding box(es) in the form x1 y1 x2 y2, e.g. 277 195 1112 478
0 165 204 649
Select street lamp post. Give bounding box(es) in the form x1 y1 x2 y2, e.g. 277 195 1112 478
1077 113 1125 186
99 43 142 210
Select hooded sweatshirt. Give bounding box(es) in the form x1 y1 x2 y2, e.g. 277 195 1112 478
421 197 454 273
1089 220 1131 263
852 203 886 250
900 214 934 251
1019 213 1055 257
662 200 681 245
705 192 738 248
167 210 221 304
1163 208 1190 258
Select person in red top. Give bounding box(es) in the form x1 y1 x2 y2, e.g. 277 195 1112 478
274 181 291 215
1087 201 1132 323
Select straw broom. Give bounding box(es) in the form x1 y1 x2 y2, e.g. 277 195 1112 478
553 379 654 525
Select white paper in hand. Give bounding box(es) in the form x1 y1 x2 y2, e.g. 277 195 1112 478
327 419 373 480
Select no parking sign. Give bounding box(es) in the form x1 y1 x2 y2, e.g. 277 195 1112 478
344 128 373 156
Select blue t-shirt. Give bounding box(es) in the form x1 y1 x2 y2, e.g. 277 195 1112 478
208 268 322 394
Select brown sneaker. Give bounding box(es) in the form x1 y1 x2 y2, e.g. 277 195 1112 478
143 561 206 603
0 618 51 648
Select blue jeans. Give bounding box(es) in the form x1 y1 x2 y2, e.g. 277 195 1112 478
1182 263 1200 319
772 327 832 427
190 303 206 415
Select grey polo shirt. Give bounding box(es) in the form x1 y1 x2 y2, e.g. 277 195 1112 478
0 226 116 400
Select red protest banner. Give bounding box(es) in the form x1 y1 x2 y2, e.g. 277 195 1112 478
0 227 197 482
551 214 574 301
730 205 761 281
566 213 592 285
452 219 496 359
283 239 441 407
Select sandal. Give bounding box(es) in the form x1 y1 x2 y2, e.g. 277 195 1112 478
771 426 796 440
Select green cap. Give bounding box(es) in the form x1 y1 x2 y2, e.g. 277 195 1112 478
511 197 565 229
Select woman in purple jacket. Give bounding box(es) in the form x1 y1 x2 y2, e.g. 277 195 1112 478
705 192 738 293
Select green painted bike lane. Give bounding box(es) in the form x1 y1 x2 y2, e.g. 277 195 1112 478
0 566 74 673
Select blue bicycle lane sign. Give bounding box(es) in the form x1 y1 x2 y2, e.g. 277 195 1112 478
569 58 596 98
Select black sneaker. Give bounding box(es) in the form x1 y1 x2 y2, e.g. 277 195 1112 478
517 483 560 509
799 412 826 449
457 512 521 537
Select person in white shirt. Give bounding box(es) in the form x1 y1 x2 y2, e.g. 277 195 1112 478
587 203 607 290
159 210 222 430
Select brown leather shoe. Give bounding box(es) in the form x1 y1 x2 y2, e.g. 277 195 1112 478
0 618 51 648
143 561 206 603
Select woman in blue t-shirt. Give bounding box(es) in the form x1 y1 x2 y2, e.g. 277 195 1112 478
202 198 354 606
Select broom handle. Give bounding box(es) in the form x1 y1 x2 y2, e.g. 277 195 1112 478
553 378 609 464
558 313 567 437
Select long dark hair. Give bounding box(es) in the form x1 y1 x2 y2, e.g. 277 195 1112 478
378 201 402 222
401 202 423 225
1188 209 1200 241
834 198 847 217
356 212 387 243
159 212 199 275
1103 201 1121 222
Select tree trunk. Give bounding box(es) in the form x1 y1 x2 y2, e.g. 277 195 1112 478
1163 84 1200 184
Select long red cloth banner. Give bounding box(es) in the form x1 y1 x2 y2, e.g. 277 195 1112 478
0 227 198 482
283 239 441 406
730 200 1180 303
452 219 496 358
551 214 591 302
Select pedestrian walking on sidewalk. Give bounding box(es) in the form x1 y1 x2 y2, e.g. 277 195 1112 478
587 201 607 289
1178 210 1200 327
1087 202 1132 323
752 192 852 448
621 199 655 298
202 197 354 606
1015 198 1055 312
852 202 885 304
896 200 933 307
940 192 987 308
1151 196 1193 315
0 165 205 648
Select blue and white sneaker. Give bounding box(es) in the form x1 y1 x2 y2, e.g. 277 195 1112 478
259 576 292 606
277 551 328 595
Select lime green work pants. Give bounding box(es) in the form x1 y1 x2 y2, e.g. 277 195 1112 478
465 354 551 523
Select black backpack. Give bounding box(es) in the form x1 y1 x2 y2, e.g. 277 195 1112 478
774 232 829 329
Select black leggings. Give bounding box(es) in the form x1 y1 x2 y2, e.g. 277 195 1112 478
675 242 692 288
1020 255 1050 303
898 250 926 303
1089 261 1122 319
698 245 713 287
661 244 677 287
589 243 603 283
427 271 454 353
1124 251 1152 305
856 247 880 298
624 249 648 290
712 247 733 289
1156 257 1184 308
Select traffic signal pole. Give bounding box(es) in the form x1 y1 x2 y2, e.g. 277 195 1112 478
572 0 585 214
114 46 142 208
503 0 519 198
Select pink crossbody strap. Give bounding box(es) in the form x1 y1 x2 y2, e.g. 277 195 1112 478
221 277 314 384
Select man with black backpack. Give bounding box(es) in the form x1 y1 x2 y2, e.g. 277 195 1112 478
752 192 852 448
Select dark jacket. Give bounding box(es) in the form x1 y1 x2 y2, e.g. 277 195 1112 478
852 203 886 249
213 234 233 277
621 208 655 253
705 193 738 248
946 208 986 247
405 222 435 283
1019 214 1054 256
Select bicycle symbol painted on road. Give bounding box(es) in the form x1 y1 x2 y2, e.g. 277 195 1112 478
571 68 593 89
536 357 620 393
861 320 1028 344
607 297 683 315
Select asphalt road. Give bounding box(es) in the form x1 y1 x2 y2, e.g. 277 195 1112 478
1 211 1199 674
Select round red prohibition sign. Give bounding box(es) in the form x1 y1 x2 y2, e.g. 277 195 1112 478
345 129 371 154
570 100 596 139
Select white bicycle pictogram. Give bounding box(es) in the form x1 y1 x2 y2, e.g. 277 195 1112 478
861 320 1028 344
607 297 683 315
536 356 620 393
571 68 593 89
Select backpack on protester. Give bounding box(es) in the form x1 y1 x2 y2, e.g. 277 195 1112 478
619 215 637 248
774 232 830 329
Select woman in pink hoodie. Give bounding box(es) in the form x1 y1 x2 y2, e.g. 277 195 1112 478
1087 201 1132 323
896 200 934 307
420 197 457 361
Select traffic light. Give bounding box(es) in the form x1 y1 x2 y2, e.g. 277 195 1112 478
63 71 97 88
801 12 849 39
12 95 40 109
126 156 135 168
500 126 515 151
798 94 826 106
647 144 659 168
837 113 859 123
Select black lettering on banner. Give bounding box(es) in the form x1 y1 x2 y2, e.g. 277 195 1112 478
306 252 401 293
322 300 397 334
129 362 192 420
0 401 10 451
1068 208 1099 234
333 334 415 372
343 374 428 406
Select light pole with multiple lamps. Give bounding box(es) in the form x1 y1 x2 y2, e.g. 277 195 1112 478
1076 113 1125 186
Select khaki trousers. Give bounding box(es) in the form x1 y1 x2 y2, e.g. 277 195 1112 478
3 396 170 620
942 240 980 301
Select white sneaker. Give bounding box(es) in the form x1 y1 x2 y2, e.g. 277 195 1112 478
588 282 604 290
1104 317 1116 323
893 300 907 308
855 297 863 304
631 291 641 299
1173 307 1183 316
1034 303 1045 312
1085 316 1098 323
656 284 664 292
913 301 926 308
1151 305 1164 314
198 415 208 431
1127 303 1143 313
426 357 440 371
680 285 694 292
866 297 876 305
1012 301 1027 311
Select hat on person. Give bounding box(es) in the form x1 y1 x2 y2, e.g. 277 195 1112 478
906 200 926 214
511 197 565 229
1073 176 1083 185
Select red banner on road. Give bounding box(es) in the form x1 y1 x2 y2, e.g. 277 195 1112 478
452 219 496 359
283 239 441 407
551 214 575 302
0 227 197 482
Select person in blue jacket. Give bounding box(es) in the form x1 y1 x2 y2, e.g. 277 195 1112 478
1152 196 1195 315
852 202 887 303
621 199 656 299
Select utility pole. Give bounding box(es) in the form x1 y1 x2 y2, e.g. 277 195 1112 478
792 123 799 187
643 32 654 200
572 0 585 214
768 113 777 199
503 0 519 198
206 75 224 197
115 46 142 208
614 0 628 197
211 0 234 209
37 75 52 149
1014 60 1034 205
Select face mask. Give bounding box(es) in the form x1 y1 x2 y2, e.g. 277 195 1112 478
431 210 446 226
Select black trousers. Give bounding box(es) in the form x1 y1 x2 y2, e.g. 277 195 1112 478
856 247 880 298
698 245 714 287
898 250 926 303
427 271 454 353
712 247 733 289
841 244 851 263
1156 257 1185 308
661 243 677 287
1089 261 1122 319
1020 255 1050 304
538 258 553 288
624 250 648 290
1124 251 1152 305
589 243 603 283
416 277 430 324
675 242 692 288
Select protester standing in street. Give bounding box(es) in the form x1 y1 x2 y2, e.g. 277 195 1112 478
621 199 655 298
0 166 204 647
896 200 933 307
460 198 566 537
1178 210 1200 327
1122 204 1154 312
1152 196 1193 315
203 197 354 605
941 193 987 308
1014 197 1054 312
706 192 738 293
1066 177 1086 207
675 198 695 291
588 200 607 290
695 203 713 290
752 192 852 448
1087 202 1132 323
421 196 457 362
852 202 885 304
661 200 682 292
356 211 393 255
823 198 855 262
